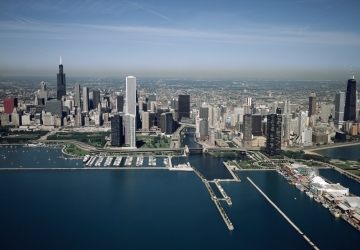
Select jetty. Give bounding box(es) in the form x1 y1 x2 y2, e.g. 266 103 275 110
191 165 234 230
247 177 319 250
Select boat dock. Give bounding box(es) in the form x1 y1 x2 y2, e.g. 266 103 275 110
247 177 319 250
191 165 234 230
104 157 113 167
113 157 122 166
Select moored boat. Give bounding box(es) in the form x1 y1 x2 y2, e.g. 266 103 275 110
306 191 314 198
83 155 90 163
329 209 341 218
322 203 329 209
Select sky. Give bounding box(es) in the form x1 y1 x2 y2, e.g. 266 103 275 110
1 0 360 79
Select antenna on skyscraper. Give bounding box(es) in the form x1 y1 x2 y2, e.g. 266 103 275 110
350 66 354 80
60 56 62 65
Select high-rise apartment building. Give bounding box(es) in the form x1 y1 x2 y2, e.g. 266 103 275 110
243 114 252 147
308 92 316 117
266 114 282 156
126 76 136 116
56 57 66 100
344 72 357 121
178 95 190 121
82 87 89 112
111 114 123 147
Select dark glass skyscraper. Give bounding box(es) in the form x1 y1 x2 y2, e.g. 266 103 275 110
178 95 190 121
57 57 66 100
308 91 316 117
92 90 101 110
116 95 124 112
111 114 123 147
344 73 357 121
266 114 282 156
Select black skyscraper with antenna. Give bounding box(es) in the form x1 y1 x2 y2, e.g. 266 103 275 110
344 69 356 121
57 56 66 100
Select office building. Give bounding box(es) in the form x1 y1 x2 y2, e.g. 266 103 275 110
142 111 149 132
116 95 124 112
252 115 262 136
111 114 124 147
178 95 190 121
266 114 282 156
46 99 63 117
92 90 101 111
56 57 66 100
334 91 345 130
308 92 316 117
124 113 136 147
344 71 357 121
199 119 209 140
4 98 17 114
83 87 89 112
126 76 136 116
160 112 174 134
199 106 209 119
74 84 81 108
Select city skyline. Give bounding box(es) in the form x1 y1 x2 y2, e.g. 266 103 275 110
1 0 360 79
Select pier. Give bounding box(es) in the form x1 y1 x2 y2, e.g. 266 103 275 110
247 177 319 250
223 162 241 182
191 165 234 230
214 180 232 205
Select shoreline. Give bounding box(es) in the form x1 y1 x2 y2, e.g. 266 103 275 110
304 142 360 153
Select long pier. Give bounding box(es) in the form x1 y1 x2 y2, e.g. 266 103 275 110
191 165 234 230
247 177 319 250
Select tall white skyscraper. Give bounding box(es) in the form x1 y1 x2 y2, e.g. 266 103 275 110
126 76 136 116
82 86 89 112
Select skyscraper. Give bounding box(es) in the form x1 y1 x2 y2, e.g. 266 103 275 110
111 114 123 147
142 111 149 132
92 90 101 111
266 114 282 156
178 95 190 121
344 71 357 121
243 114 252 147
126 76 136 116
116 95 124 112
334 91 345 129
4 98 16 114
199 106 209 119
74 84 81 108
124 113 136 147
83 87 89 112
57 57 66 100
308 92 316 117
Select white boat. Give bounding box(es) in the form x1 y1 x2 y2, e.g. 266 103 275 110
322 203 329 209
295 183 304 191
329 209 341 218
314 197 321 203
83 155 90 163
306 191 313 198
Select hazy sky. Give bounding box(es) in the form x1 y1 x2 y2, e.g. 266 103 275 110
1 0 360 79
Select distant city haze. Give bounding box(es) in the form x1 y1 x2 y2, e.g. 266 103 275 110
1 0 359 79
